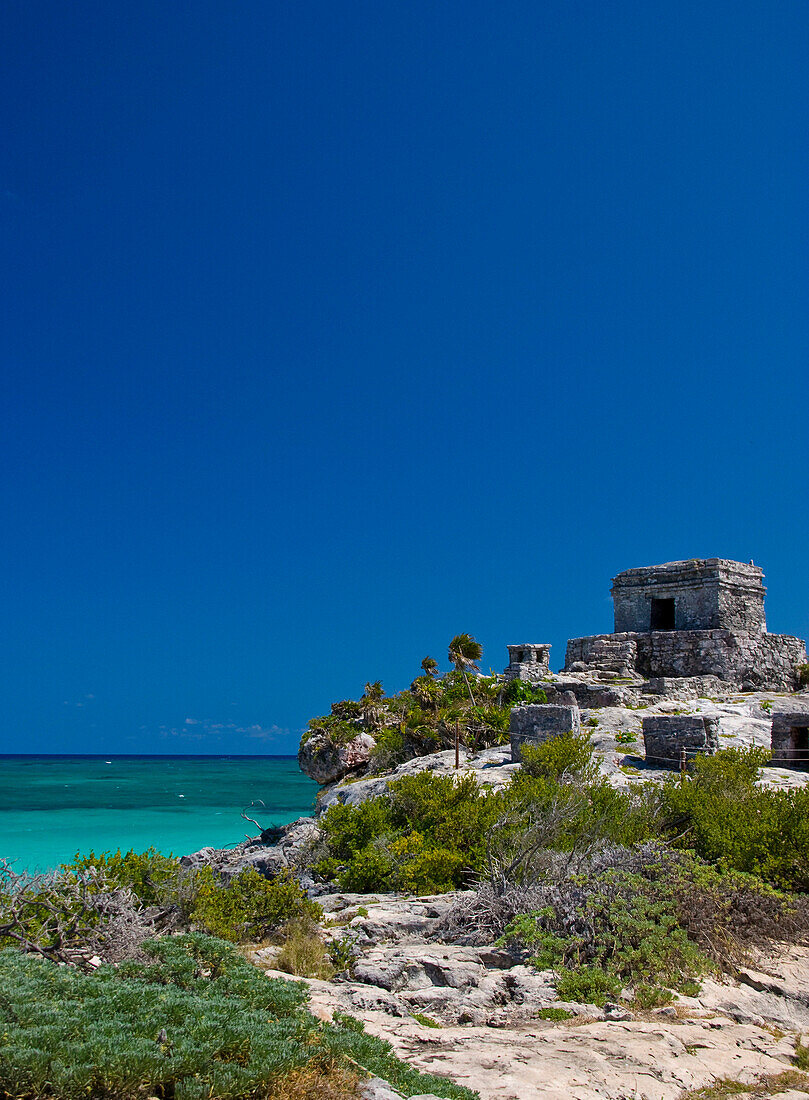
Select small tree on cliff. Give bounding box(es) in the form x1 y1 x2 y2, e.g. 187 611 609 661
360 680 386 731
448 634 482 708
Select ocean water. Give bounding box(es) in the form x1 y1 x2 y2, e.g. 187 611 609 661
0 756 318 874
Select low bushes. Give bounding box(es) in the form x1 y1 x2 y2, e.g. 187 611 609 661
495 846 807 1006
189 867 320 943
0 935 477 1100
1 850 320 963
662 748 809 892
315 771 502 893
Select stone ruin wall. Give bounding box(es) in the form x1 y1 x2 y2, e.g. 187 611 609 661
612 560 766 634
565 630 806 692
641 715 720 766
509 703 581 763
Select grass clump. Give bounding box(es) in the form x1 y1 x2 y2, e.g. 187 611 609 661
536 1007 572 1021
411 1013 441 1028
274 917 334 979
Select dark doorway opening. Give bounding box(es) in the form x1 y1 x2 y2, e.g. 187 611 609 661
789 727 809 769
650 598 675 630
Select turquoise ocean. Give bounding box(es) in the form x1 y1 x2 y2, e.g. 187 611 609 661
0 756 318 874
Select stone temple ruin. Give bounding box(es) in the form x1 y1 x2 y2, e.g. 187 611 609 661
564 559 806 694
504 558 806 766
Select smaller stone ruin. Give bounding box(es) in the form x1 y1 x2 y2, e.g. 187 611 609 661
510 703 580 763
504 644 551 682
641 715 720 768
770 711 809 770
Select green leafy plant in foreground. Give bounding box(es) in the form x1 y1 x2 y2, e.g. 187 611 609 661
0 936 477 1100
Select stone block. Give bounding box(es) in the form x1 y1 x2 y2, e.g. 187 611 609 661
510 704 581 763
641 715 720 767
770 710 809 770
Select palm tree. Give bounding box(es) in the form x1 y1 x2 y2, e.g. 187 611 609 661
420 656 439 679
448 633 482 708
359 680 385 730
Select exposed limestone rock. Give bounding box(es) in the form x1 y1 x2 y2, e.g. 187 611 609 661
251 889 809 1100
298 730 376 784
180 816 320 881
317 747 520 811
509 703 581 763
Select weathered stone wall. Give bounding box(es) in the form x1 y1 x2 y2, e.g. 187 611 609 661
509 703 581 763
565 635 637 677
642 715 720 766
612 559 766 634
770 708 809 770
504 644 551 682
565 630 806 692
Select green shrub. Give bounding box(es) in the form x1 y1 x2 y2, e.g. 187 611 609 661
190 868 321 942
555 965 620 1006
337 845 395 893
501 680 548 706
317 771 501 893
633 983 674 1008
64 847 179 905
519 731 597 783
662 748 809 891
797 664 809 689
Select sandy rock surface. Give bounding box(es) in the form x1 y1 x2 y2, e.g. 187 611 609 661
250 891 809 1100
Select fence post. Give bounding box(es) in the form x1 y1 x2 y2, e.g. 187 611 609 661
680 747 687 776
455 719 460 770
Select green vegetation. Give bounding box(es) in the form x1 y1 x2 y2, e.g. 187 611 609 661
310 730 809 1004
189 868 320 943
274 916 334 979
661 747 809 892
0 936 476 1100
65 846 179 905
797 663 809 688
411 1012 441 1028
315 771 502 892
302 636 548 770
679 1072 809 1100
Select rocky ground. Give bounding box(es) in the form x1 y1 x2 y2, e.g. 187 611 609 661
185 686 809 1100
249 889 809 1100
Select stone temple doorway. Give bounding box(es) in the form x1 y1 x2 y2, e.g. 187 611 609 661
650 597 675 631
788 726 809 769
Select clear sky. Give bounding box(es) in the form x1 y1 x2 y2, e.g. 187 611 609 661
2 2 808 755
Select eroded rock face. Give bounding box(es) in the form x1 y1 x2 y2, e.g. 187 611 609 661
298 730 376 784
181 816 321 881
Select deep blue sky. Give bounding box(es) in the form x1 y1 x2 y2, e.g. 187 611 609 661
2 2 808 755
